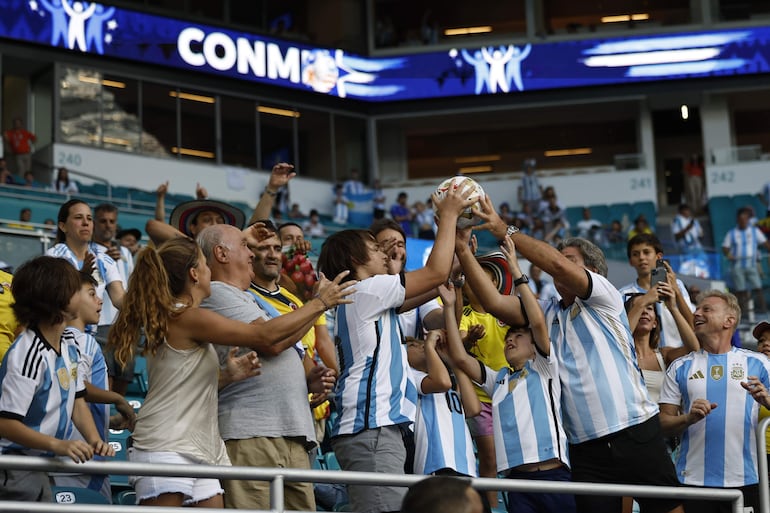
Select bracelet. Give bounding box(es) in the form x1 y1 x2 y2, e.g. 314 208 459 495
314 294 331 310
263 187 278 197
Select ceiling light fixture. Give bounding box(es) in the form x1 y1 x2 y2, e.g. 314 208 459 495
257 106 301 118
457 165 493 174
169 91 215 103
544 148 592 157
454 154 501 164
78 75 126 89
444 26 493 36
171 147 215 158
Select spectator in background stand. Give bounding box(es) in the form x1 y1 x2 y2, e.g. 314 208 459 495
43 219 57 237
605 219 625 245
672 203 703 254
116 228 142 260
414 200 435 240
391 191 413 236
287 203 305 220
342 168 366 197
498 202 514 225
52 167 79 194
0 158 13 184
332 183 349 225
22 171 39 188
302 209 326 238
3 117 36 178
684 154 705 214
528 264 560 302
761 180 770 218
628 214 654 239
576 208 602 241
373 178 386 219
514 203 534 235
518 158 542 213
6 208 34 230
722 207 770 318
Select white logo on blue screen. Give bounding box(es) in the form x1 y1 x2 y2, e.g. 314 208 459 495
177 28 405 99
451 44 531 94
29 0 117 54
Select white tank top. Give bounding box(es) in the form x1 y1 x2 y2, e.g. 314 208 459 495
641 351 666 404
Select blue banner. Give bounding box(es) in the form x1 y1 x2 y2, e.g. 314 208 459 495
1 0 769 102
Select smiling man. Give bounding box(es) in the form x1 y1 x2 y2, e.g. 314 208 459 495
660 291 770 513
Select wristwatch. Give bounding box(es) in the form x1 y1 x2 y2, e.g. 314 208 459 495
498 224 519 245
513 274 529 287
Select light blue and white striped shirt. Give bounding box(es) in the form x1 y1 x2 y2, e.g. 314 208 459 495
660 348 770 487
0 328 84 456
477 352 569 471
671 214 703 253
411 368 477 476
542 271 658 444
520 173 541 203
722 225 767 269
331 274 417 436
618 278 694 349
91 244 133 326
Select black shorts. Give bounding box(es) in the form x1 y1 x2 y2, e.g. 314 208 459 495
569 415 681 513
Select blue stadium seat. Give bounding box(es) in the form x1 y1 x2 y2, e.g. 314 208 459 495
323 451 341 471
125 355 148 396
631 201 656 229
588 205 610 226
51 485 111 504
114 489 137 505
608 203 633 225
564 206 584 230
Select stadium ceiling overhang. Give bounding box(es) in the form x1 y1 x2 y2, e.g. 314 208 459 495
2 0 769 103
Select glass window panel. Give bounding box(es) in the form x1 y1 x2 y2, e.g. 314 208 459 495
221 96 257 168
101 74 140 153
333 115 366 183
59 67 101 147
178 88 216 161
296 109 331 180
543 0 690 36
259 103 295 169
141 82 176 158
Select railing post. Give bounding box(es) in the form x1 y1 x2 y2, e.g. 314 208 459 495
270 474 284 513
758 416 770 513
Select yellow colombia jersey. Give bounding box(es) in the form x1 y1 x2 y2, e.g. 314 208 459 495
249 284 330 421
459 305 510 403
0 270 18 362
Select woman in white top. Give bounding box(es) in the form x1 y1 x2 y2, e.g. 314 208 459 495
52 167 79 193
109 233 352 507
624 276 699 403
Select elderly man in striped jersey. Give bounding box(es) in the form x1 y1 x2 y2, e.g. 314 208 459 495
660 290 770 513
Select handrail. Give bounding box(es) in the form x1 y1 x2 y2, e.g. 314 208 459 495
0 455 745 513
757 415 770 513
62 167 113 200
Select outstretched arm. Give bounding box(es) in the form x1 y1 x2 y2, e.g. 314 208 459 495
439 283 483 383
475 194 590 299
249 163 296 225
501 236 549 356
419 331 452 393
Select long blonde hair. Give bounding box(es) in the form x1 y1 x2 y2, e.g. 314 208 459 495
109 237 199 367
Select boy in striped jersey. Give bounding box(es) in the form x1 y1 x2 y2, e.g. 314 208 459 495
660 290 770 513
463 195 683 513
0 257 114 502
406 330 480 478
52 272 136 501
445 236 575 513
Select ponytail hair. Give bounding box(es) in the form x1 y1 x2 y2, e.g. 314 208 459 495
109 237 200 367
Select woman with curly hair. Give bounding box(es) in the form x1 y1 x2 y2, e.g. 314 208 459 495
108 236 268 508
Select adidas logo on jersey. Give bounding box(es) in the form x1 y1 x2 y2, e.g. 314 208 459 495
688 370 705 380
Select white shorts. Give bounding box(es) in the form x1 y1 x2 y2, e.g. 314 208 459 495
128 448 223 505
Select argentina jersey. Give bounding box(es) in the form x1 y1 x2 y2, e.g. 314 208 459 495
0 328 84 456
660 348 770 487
67 327 110 443
722 226 767 269
411 368 476 476
332 274 417 436
478 353 568 471
543 271 658 444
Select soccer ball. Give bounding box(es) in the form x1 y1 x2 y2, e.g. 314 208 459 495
434 176 486 229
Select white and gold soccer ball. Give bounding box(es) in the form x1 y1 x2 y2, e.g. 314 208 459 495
434 176 486 229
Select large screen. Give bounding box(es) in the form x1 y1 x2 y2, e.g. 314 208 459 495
1 0 769 102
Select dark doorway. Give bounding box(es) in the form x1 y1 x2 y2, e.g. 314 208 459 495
652 107 703 208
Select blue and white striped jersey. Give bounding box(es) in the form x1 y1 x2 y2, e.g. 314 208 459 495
0 328 85 456
722 226 767 269
66 327 109 444
477 352 569 471
671 215 703 253
542 271 658 444
660 348 770 487
331 274 417 436
90 244 133 326
46 243 122 332
411 368 477 476
520 173 541 202
618 278 695 349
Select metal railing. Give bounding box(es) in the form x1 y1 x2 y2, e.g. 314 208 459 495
757 415 770 513
0 454 746 513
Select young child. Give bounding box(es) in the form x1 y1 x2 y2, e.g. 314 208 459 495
332 183 349 225
444 236 575 513
406 331 480 478
0 256 114 502
52 272 136 501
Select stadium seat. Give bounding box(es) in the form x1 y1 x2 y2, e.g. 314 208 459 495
114 489 137 505
125 355 148 396
51 485 111 504
631 201 656 229
588 205 610 226
323 451 341 471
608 202 633 225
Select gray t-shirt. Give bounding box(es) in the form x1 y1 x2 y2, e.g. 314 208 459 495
200 281 316 446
